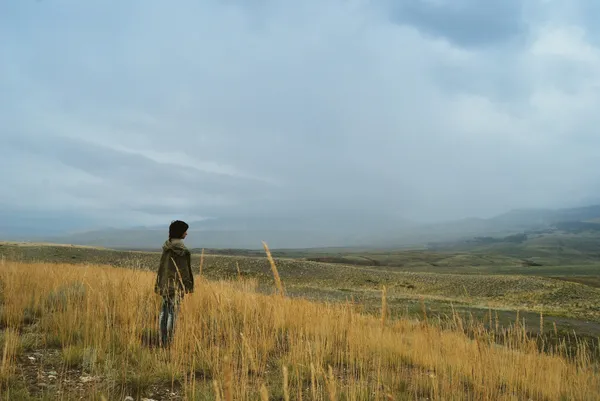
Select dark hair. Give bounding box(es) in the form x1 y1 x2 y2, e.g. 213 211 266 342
169 220 189 239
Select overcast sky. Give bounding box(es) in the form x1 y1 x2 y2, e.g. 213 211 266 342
2 0 600 230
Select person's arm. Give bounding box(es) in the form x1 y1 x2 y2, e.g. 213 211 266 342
155 252 167 294
186 251 194 293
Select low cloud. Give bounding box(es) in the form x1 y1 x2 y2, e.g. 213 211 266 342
2 0 600 230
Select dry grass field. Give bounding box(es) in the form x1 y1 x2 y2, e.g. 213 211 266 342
0 256 599 400
3 242 600 325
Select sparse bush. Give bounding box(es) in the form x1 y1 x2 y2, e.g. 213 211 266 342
19 332 40 352
46 282 86 312
62 345 84 368
82 346 99 370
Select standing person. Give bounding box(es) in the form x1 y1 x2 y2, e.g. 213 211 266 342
154 220 194 347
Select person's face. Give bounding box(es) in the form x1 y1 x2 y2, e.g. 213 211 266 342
182 231 188 239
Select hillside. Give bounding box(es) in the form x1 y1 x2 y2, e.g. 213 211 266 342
3 241 600 329
1 261 598 400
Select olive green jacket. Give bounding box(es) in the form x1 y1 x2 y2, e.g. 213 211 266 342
154 239 194 297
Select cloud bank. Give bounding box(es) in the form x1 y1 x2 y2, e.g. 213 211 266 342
2 0 600 231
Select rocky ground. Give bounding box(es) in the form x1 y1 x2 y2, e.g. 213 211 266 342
12 347 186 400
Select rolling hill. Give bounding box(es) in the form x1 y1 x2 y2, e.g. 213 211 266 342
13 204 600 250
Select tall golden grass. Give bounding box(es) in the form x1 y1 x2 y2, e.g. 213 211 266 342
262 241 284 297
0 259 598 400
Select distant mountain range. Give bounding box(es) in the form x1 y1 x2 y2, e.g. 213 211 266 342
24 204 600 250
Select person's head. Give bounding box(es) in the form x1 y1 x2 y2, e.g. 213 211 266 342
169 220 189 240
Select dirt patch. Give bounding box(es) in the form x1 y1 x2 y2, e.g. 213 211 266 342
10 345 186 400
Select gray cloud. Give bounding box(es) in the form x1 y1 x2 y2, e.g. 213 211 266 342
2 0 600 231
389 0 526 48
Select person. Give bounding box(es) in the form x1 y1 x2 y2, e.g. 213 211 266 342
154 220 194 347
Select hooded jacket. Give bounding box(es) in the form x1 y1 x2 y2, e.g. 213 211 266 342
154 239 194 297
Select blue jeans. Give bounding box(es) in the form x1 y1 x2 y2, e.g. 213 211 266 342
159 293 182 347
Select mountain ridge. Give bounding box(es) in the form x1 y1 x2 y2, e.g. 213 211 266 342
25 203 600 250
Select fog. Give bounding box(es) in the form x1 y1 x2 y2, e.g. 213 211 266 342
2 0 600 235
